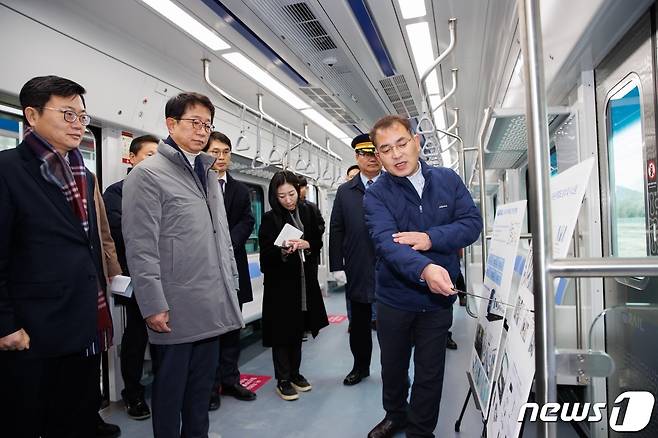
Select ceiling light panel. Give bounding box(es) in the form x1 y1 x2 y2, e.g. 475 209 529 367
301 108 349 140
397 0 427 19
222 52 310 110
140 0 230 50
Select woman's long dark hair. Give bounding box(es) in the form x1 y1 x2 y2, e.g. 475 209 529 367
268 170 301 217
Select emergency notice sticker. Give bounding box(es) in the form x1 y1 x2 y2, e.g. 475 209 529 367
239 374 272 392
327 314 348 324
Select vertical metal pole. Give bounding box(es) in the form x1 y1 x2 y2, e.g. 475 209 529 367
477 108 492 274
516 1 556 437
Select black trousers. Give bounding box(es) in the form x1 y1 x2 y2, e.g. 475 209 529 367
214 304 242 389
271 341 302 381
151 337 219 438
120 297 149 399
0 352 100 438
377 302 452 438
349 299 373 373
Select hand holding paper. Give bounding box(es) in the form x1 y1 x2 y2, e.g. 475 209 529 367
274 223 304 247
110 275 133 298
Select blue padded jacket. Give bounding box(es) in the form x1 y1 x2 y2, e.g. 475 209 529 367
363 161 482 312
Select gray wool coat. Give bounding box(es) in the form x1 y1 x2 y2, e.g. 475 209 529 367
122 140 243 345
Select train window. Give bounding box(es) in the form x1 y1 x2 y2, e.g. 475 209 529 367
245 183 264 254
306 182 319 208
0 113 21 151
605 77 648 257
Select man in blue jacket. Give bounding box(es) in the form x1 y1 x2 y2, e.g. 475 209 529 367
363 115 482 438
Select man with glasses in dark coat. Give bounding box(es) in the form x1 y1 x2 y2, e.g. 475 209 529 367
330 133 382 386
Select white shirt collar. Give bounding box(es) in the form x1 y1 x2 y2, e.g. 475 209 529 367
359 171 381 188
181 149 200 167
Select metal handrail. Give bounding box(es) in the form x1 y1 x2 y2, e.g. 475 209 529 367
476 108 492 279
419 19 457 112
431 69 459 113
517 1 556 436
202 58 341 161
549 257 658 277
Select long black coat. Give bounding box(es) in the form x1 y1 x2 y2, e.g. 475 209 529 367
0 143 106 358
259 202 328 347
329 175 375 303
223 172 255 304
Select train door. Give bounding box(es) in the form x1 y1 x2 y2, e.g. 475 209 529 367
595 11 658 436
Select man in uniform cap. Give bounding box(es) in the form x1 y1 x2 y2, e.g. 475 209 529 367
329 133 382 386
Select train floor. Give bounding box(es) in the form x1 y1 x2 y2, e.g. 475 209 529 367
100 291 579 438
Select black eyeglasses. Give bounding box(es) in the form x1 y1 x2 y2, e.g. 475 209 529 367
356 150 376 157
177 118 214 133
42 107 91 126
377 137 412 155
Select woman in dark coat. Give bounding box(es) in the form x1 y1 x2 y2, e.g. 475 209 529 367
259 170 329 401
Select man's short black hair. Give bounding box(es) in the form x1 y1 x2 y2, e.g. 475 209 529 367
19 75 86 126
165 92 215 121
203 131 232 152
297 175 308 187
347 164 359 176
130 134 160 155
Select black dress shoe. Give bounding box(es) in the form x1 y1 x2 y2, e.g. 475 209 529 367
447 334 458 350
343 369 369 386
209 392 221 411
96 415 121 438
124 396 151 420
367 418 404 438
222 383 257 401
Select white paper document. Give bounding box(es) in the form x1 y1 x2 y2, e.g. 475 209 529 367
110 275 133 298
274 223 303 247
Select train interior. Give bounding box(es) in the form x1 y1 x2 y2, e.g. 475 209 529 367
1 0 657 436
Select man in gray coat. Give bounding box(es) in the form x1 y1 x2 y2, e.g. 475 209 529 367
122 92 243 438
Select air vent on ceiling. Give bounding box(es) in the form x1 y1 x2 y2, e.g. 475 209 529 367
283 3 337 51
379 75 419 118
300 87 357 124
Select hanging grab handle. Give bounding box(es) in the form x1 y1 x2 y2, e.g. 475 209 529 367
234 105 250 152
267 123 285 166
251 114 268 169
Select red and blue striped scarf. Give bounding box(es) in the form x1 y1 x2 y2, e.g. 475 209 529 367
24 131 113 354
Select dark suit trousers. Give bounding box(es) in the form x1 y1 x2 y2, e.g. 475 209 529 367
214 303 242 388
0 352 100 438
214 327 241 388
151 337 219 438
120 297 149 399
271 341 302 381
349 300 372 373
376 302 453 438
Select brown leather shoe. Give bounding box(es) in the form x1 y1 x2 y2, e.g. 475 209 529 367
367 418 405 438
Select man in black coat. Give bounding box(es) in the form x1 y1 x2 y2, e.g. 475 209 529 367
204 131 256 409
103 134 159 420
0 76 115 437
329 133 382 385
